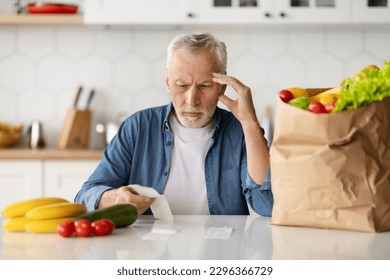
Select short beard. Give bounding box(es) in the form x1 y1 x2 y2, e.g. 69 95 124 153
175 108 215 128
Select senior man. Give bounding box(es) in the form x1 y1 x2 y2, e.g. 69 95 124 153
75 33 273 216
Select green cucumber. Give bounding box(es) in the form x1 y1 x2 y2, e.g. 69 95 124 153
75 204 138 228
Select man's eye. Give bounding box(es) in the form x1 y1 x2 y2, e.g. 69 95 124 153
200 84 211 88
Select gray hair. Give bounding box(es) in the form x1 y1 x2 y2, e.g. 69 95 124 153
166 33 227 73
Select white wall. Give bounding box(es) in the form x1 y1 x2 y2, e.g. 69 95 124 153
1 24 389 147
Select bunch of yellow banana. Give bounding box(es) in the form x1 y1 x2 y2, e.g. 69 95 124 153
310 86 341 105
0 121 23 147
2 197 87 233
0 122 23 134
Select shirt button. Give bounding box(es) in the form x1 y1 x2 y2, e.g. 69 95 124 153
163 171 168 176
166 141 172 145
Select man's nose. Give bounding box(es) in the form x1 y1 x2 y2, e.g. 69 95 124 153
186 86 200 106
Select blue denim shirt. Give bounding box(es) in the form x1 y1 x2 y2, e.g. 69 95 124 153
75 103 273 216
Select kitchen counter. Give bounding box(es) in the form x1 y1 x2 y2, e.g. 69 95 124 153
1 215 390 260
0 148 103 160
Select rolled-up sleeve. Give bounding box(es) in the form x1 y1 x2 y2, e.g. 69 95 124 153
243 169 273 217
75 185 113 211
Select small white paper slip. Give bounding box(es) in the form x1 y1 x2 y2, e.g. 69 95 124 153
142 228 178 240
130 184 174 221
204 227 234 239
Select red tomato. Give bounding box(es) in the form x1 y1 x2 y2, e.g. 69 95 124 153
75 219 92 237
57 220 75 238
278 89 294 103
308 101 327 114
99 218 115 234
325 99 336 113
91 220 109 236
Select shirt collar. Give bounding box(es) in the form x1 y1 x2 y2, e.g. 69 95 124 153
162 102 174 132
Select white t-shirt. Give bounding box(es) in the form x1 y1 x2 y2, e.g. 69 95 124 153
163 114 214 215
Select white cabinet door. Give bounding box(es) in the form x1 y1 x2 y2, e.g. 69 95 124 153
0 160 42 211
193 0 274 24
274 0 351 23
183 0 350 24
351 0 390 23
84 0 190 24
43 160 99 202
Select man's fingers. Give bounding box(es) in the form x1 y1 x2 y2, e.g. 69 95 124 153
218 94 234 108
213 73 244 92
126 187 154 203
128 187 140 195
132 197 156 215
131 193 154 204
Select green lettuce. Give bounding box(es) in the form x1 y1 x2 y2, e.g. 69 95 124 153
334 61 390 112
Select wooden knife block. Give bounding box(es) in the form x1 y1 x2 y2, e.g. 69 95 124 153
57 109 91 149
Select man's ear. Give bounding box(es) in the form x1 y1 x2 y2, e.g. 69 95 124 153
165 69 170 92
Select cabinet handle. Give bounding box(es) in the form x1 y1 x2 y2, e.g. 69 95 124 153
187 12 194 18
264 12 272 18
280 12 286 18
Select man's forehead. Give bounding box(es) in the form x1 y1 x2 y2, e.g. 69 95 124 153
169 49 218 70
171 74 214 83
168 67 214 80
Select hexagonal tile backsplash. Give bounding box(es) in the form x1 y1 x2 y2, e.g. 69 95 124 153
0 25 389 148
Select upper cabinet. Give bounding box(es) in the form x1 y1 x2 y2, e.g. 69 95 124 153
84 0 351 25
1 0 389 25
187 0 273 24
83 0 389 25
189 0 350 24
272 0 350 23
351 0 390 23
84 0 190 24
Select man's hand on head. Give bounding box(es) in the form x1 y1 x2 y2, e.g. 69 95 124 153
213 73 258 126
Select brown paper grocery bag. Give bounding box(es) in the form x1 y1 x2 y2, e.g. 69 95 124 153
270 91 390 232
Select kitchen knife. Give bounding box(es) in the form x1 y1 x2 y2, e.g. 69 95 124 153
73 86 83 108
86 89 95 108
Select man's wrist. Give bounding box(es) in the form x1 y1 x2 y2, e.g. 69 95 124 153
241 119 262 133
98 189 114 209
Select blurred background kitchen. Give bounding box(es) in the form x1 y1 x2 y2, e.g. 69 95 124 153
0 1 389 208
1 0 390 148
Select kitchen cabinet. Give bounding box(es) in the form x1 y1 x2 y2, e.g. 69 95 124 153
0 160 42 210
84 0 191 24
0 158 99 210
188 0 272 24
351 0 390 23
84 0 353 25
43 160 98 201
1 1 389 25
271 0 351 23
193 0 350 24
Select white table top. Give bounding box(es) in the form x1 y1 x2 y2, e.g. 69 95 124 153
1 215 390 260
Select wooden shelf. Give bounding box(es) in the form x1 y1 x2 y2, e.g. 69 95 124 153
0 148 103 160
0 14 83 25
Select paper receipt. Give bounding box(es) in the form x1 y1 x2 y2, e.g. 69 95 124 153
142 228 178 240
130 184 174 220
204 227 233 239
